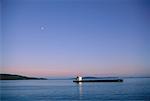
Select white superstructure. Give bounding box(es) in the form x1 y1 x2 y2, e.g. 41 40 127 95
77 76 82 81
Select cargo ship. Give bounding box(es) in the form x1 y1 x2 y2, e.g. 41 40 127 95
73 76 123 83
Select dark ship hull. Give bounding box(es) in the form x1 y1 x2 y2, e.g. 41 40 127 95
73 79 123 83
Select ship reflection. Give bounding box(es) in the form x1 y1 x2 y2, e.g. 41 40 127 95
76 82 83 99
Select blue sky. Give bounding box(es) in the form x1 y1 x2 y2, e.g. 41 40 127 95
1 0 150 77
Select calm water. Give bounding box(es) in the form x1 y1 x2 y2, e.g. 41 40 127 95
1 78 150 101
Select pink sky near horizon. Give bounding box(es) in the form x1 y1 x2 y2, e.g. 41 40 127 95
2 64 148 77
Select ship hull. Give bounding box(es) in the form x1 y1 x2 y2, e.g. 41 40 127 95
73 79 123 82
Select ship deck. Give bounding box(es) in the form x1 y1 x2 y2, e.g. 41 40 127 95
73 79 123 82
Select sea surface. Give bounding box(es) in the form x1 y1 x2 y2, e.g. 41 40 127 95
1 78 150 101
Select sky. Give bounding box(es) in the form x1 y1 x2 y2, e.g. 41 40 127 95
1 0 150 77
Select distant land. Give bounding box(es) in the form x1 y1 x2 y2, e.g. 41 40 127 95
1 74 149 80
0 74 47 80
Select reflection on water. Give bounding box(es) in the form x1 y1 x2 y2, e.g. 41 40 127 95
75 82 83 99
78 82 83 98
